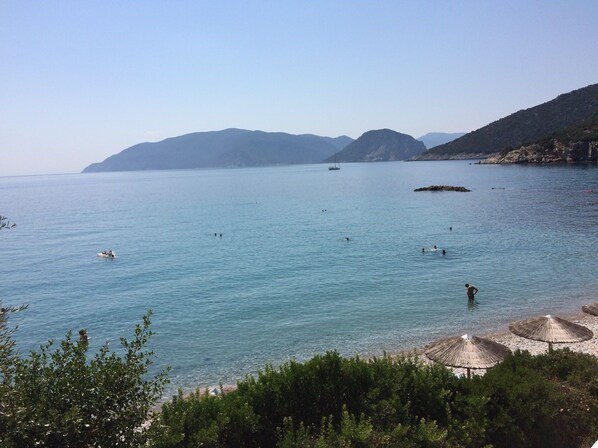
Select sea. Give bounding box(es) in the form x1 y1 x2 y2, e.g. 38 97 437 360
2 161 597 397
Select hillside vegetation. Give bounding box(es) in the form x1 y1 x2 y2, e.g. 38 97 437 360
416 83 598 160
483 115 598 164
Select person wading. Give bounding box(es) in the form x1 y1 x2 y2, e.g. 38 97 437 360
465 283 478 303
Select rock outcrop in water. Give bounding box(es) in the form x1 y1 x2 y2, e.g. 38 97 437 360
414 185 471 192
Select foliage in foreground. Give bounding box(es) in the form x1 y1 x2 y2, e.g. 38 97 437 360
150 349 598 448
0 305 169 448
2 297 597 448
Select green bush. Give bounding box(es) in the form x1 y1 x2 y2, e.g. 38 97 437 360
0 309 169 448
151 352 488 448
151 349 598 448
4 298 597 448
475 349 598 448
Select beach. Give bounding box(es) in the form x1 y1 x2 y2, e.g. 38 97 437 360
196 308 598 396
426 309 598 378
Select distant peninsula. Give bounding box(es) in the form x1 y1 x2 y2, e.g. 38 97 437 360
82 129 353 173
325 129 426 163
415 83 598 160
82 128 439 173
414 185 471 192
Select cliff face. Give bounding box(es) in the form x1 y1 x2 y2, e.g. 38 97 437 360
482 141 598 164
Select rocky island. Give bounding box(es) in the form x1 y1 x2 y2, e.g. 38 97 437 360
414 185 471 192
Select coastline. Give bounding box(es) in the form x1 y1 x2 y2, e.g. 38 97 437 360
184 308 598 399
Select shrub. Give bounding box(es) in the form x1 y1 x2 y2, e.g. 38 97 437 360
476 349 598 448
0 309 169 448
150 352 489 448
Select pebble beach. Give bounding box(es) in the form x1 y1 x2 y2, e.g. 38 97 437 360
429 309 598 378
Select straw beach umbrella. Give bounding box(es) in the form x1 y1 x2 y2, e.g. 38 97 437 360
509 314 593 351
424 334 511 378
582 303 598 316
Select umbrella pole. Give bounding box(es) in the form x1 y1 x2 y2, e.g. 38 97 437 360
467 368 471 378
548 342 553 352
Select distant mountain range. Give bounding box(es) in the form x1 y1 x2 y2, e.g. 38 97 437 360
82 129 353 173
82 83 598 172
417 132 465 149
416 83 598 160
82 128 437 173
325 129 426 163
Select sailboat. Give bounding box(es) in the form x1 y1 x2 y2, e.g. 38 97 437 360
328 154 340 170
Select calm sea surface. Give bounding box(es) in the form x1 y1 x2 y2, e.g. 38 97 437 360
2 161 597 396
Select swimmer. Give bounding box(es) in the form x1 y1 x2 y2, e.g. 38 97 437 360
422 247 425 253
343 237 350 241
449 227 452 231
442 250 446 255
79 329 88 343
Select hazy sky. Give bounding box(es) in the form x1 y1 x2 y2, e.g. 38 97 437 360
1 1 598 176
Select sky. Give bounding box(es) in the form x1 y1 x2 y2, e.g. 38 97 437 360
1 1 598 176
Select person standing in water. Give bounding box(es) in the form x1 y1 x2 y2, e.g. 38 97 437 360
465 284 478 303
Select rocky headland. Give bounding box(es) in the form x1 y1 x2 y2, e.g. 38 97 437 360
414 82 598 160
481 116 598 164
481 140 598 164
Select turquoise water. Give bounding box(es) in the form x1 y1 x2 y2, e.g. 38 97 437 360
2 161 597 396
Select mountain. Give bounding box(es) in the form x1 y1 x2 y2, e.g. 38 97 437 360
417 132 466 149
325 129 426 163
415 83 598 160
82 129 353 173
481 116 598 164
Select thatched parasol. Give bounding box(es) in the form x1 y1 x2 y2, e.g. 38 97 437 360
509 314 593 351
424 334 511 378
582 303 598 316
